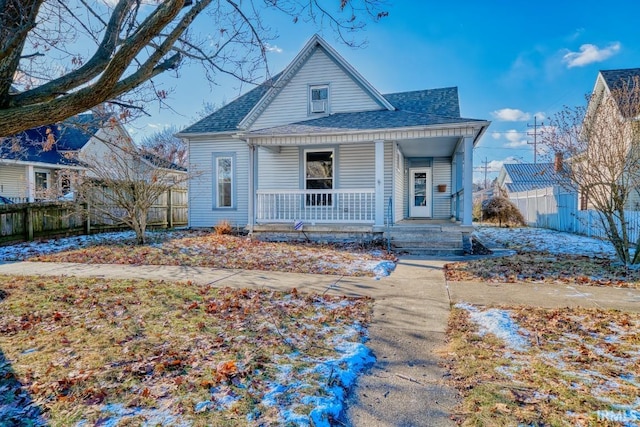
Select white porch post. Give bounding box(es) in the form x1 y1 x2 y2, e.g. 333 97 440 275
462 136 473 226
374 139 385 227
247 144 255 232
26 165 35 202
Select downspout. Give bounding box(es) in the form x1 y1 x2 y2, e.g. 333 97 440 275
247 141 255 234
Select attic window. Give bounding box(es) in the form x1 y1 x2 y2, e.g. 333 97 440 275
309 85 328 114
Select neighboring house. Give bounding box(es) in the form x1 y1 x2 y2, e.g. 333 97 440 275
582 68 640 210
497 161 573 194
0 112 186 202
178 35 489 243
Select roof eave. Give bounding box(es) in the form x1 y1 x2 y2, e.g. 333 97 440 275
241 120 490 140
175 130 236 139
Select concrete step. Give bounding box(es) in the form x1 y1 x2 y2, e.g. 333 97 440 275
386 229 464 255
393 247 465 256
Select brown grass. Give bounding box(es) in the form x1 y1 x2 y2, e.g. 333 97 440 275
29 231 396 277
444 305 640 426
0 275 373 425
444 252 640 288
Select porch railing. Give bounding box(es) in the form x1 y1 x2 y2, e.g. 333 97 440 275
256 189 375 223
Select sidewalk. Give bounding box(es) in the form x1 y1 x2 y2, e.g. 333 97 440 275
0 258 458 427
2 257 639 425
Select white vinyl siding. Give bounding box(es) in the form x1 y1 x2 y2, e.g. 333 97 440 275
433 157 452 219
257 143 375 191
0 165 28 199
188 137 249 228
250 48 381 130
338 144 374 189
257 146 299 190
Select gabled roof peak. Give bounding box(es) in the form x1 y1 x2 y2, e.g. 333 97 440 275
236 34 394 130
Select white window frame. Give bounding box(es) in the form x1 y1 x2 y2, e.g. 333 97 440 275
309 84 329 114
212 152 236 209
304 148 334 206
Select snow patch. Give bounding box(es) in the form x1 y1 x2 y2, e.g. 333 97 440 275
456 303 530 352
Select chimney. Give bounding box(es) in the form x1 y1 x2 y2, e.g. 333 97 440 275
554 152 563 172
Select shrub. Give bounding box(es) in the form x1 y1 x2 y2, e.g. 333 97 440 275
481 196 525 227
214 220 233 235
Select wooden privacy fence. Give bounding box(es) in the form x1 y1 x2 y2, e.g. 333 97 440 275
508 186 640 243
0 188 187 245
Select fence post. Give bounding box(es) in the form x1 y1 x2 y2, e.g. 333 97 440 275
83 201 91 236
167 188 173 229
25 205 34 241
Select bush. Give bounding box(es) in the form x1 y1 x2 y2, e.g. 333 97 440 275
481 196 525 227
213 220 233 235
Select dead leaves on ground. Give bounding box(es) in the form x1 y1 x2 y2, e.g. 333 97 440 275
445 305 640 426
444 252 640 288
0 275 373 425
29 231 396 277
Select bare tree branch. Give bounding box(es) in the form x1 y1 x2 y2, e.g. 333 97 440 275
0 0 388 136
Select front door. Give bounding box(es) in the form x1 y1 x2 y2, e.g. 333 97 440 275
409 168 431 218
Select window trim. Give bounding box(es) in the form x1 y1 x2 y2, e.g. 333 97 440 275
303 148 335 207
212 152 236 210
34 170 50 191
308 84 330 115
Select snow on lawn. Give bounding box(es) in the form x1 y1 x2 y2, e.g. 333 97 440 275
474 225 618 258
455 303 530 352
0 230 395 279
455 303 640 426
0 231 138 261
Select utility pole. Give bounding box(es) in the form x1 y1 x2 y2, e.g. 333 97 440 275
481 157 490 189
527 117 543 163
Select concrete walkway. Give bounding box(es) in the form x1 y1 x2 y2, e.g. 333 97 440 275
1 258 638 426
0 258 458 427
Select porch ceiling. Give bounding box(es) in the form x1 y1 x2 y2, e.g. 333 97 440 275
397 136 460 158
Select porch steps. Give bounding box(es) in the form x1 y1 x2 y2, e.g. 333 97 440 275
385 225 467 256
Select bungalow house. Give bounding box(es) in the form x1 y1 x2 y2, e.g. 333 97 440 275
0 112 186 203
178 35 490 252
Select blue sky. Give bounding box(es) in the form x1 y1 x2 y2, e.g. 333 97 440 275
129 1 640 183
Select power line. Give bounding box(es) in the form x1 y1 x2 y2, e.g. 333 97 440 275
481 157 490 189
527 116 544 163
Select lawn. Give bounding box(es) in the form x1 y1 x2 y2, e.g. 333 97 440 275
445 226 639 288
444 226 640 426
4 230 396 278
0 275 374 426
445 304 640 426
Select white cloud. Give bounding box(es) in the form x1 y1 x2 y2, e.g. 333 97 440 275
503 129 528 148
562 42 621 68
491 108 531 122
491 132 501 140
265 43 283 54
486 156 522 172
566 28 585 42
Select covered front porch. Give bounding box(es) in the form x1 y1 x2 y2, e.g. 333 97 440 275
242 124 483 250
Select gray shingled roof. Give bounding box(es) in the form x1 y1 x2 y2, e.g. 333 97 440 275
248 87 482 136
601 68 640 91
247 110 481 136
503 163 573 192
384 87 461 117
178 74 280 134
179 82 482 136
1 113 102 166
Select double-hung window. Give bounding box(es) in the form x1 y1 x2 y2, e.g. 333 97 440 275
213 153 235 209
305 149 333 206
